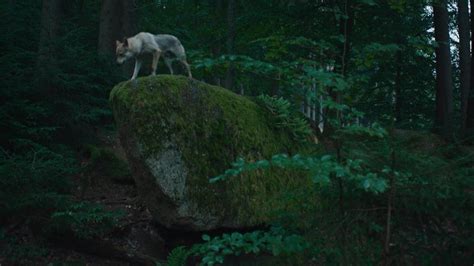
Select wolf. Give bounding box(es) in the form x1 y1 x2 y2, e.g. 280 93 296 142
116 32 192 80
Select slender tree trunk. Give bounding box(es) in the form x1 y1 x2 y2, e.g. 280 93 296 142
433 0 454 139
322 0 354 138
339 0 354 77
120 0 137 75
98 0 122 56
458 0 470 136
121 1 137 38
394 49 402 124
466 0 474 136
271 73 280 96
337 0 354 120
225 0 236 91
212 0 224 86
98 0 136 75
37 0 64 88
98 0 136 54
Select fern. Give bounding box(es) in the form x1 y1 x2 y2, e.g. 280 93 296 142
256 94 312 143
158 246 190 266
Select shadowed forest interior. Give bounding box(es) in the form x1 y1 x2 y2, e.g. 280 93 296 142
0 0 473 265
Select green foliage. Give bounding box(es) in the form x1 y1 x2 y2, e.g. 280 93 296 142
0 145 123 240
0 146 77 221
211 153 388 194
194 55 281 78
336 123 388 139
192 227 308 265
0 0 121 150
158 246 191 266
0 230 49 262
256 95 312 143
0 1 124 257
84 145 132 181
209 125 473 264
48 202 123 239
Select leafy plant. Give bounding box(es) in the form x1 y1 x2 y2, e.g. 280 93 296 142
48 202 124 239
0 146 77 222
211 153 388 194
0 230 49 262
192 227 308 266
256 94 312 143
158 246 191 266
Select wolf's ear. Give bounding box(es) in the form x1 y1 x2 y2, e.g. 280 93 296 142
123 37 128 47
116 40 121 46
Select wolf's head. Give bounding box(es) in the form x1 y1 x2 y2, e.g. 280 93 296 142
116 38 133 64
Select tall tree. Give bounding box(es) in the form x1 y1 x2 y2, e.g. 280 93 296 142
98 0 136 75
225 0 236 91
212 0 224 86
458 0 470 135
433 0 454 138
37 0 64 87
339 0 354 77
98 0 136 56
394 47 402 124
466 0 474 136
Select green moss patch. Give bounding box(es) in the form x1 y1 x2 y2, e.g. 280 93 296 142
110 75 315 228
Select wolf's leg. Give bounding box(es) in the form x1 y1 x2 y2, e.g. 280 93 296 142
151 50 161 75
165 58 174 75
180 59 192 78
131 59 142 80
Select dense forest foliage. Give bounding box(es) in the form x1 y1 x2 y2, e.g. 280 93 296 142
0 0 473 265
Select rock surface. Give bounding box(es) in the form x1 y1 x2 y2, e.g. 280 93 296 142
110 75 311 231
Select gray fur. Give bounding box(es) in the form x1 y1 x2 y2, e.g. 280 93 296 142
116 32 192 80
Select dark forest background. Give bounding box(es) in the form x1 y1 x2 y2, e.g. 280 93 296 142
0 0 473 265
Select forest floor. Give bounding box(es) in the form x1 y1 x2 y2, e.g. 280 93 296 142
3 166 164 265
1 133 197 265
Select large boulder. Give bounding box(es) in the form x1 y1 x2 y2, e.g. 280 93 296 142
110 75 312 231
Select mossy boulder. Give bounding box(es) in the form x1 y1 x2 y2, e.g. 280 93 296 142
110 75 313 231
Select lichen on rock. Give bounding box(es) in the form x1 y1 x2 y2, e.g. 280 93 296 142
110 75 314 231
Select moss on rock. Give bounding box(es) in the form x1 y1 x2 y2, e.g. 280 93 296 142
110 75 314 230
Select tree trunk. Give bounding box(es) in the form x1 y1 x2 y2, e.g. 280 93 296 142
225 0 236 91
433 0 454 139
339 0 354 77
98 0 137 75
98 0 136 54
120 0 137 75
37 0 64 86
394 49 402 124
212 0 224 86
458 0 470 136
98 0 122 56
466 0 474 136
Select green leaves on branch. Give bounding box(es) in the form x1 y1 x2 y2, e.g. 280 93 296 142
192 227 308 266
194 54 281 77
49 202 124 239
301 66 349 92
157 246 191 266
210 153 388 194
0 146 123 240
336 123 388 139
256 94 312 143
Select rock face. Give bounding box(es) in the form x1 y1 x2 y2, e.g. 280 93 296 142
110 75 310 231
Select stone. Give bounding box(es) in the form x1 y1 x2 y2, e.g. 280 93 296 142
110 75 312 231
